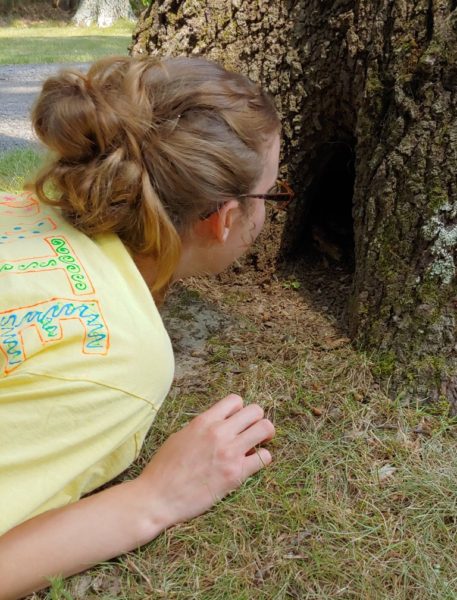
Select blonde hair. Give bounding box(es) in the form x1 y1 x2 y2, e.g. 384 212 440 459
29 56 280 293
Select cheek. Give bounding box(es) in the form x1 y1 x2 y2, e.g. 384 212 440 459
239 200 266 248
252 200 266 240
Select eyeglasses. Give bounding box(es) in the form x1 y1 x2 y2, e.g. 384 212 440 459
200 180 294 220
239 180 295 209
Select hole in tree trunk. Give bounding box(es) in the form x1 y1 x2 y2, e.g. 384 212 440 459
278 139 356 326
293 140 355 270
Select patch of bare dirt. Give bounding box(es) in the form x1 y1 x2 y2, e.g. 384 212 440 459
161 288 231 381
161 255 354 395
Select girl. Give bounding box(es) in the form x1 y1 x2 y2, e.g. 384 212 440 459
0 55 287 599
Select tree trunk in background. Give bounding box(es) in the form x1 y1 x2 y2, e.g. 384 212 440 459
131 1 457 412
53 0 80 11
72 0 134 26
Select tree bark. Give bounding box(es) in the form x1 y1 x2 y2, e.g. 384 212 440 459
72 0 134 26
131 0 457 412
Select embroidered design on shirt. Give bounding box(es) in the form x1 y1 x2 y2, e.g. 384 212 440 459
0 218 57 244
0 298 110 374
0 237 94 295
0 193 39 217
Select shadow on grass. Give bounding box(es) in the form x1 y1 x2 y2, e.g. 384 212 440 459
0 63 90 121
0 132 41 155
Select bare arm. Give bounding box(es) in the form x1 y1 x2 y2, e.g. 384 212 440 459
0 480 164 600
0 394 275 600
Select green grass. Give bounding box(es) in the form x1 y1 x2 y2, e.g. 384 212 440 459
0 20 135 64
0 148 43 191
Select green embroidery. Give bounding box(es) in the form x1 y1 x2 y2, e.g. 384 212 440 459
0 263 14 273
0 237 92 294
51 238 90 292
18 259 58 270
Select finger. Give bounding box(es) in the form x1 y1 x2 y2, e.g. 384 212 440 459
201 393 244 421
243 448 272 478
237 419 275 454
221 403 264 436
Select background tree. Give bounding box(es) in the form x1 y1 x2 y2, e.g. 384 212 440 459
131 0 457 412
72 0 134 26
52 0 80 11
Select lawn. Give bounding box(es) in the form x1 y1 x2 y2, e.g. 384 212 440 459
29 275 457 600
2 153 457 599
0 20 134 64
0 148 43 191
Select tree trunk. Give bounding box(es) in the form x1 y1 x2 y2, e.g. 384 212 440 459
131 1 457 412
53 0 80 11
72 0 134 26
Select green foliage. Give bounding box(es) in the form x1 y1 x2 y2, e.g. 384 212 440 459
371 350 397 378
282 279 301 290
47 577 75 600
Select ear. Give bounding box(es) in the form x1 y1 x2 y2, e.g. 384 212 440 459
194 200 240 243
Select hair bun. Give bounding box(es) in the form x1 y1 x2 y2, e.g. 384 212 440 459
32 70 101 160
29 55 280 297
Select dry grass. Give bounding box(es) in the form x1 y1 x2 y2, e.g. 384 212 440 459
28 269 457 600
3 160 456 600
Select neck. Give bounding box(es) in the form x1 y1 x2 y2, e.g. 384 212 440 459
131 236 199 299
131 252 159 290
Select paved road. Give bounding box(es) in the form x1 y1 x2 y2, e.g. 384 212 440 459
0 62 89 153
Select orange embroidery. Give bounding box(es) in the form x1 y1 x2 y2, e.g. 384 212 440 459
0 193 39 217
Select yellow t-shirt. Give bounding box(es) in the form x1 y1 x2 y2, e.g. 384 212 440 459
0 191 174 535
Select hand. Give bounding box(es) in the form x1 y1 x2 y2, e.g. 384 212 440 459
136 394 275 529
